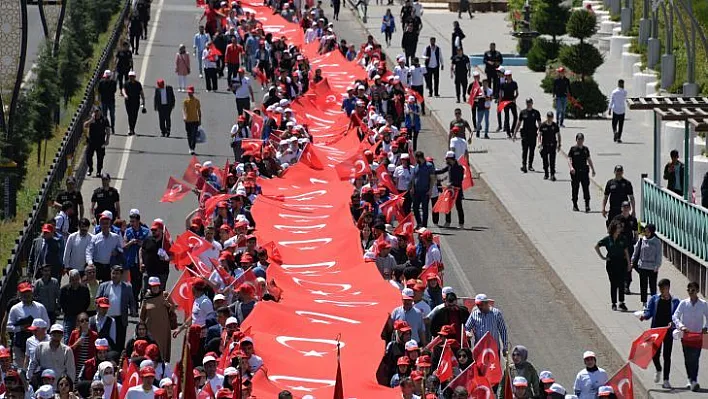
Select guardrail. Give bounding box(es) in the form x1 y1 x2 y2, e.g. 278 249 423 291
641 176 708 295
0 0 131 322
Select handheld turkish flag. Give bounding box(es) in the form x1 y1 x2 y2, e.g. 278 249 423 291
472 331 502 385
234 268 263 298
199 182 220 208
182 155 202 185
447 362 493 399
333 341 344 399
119 361 139 398
300 143 324 170
198 381 215 399
253 66 268 85
160 176 192 203
245 110 264 139
434 340 455 382
405 87 423 104
497 100 512 114
459 156 475 189
241 138 263 154
375 163 398 194
168 270 195 315
467 80 481 106
418 262 442 283
380 192 407 223
607 363 634 399
682 332 708 349
628 326 669 369
209 259 234 287
502 368 514 399
432 187 459 214
171 231 210 269
110 383 120 399
335 152 371 180
424 335 444 351
393 213 415 243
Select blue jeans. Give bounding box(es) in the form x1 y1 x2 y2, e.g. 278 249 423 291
101 102 116 131
683 344 701 382
555 96 568 125
63 315 77 344
476 108 489 134
412 191 430 227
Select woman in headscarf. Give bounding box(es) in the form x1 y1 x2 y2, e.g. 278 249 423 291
96 361 121 399
140 277 173 362
499 345 541 399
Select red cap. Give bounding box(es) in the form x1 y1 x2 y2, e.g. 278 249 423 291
393 320 412 332
217 201 229 208
410 370 424 381
416 355 432 367
216 389 233 399
41 224 55 233
413 282 426 292
406 244 417 257
240 253 254 263
238 115 246 122
156 79 165 88
438 324 455 336
192 369 202 378
377 241 391 251
155 388 168 399
219 251 235 261
145 344 160 360
425 394 438 399
420 230 433 241
219 224 232 232
96 297 110 308
187 86 195 93
0 347 11 358
397 356 411 366
238 283 256 295
151 221 164 230
18 282 33 293
191 216 204 226
139 366 156 377
405 279 417 288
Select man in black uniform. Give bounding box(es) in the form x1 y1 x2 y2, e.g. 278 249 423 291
613 201 638 293
450 47 470 104
115 42 133 91
538 111 561 181
97 70 117 133
54 176 84 233
136 0 150 40
83 108 110 177
121 71 145 136
513 98 541 173
499 70 518 138
567 133 596 212
91 173 121 223
602 165 635 224
128 12 143 55
482 42 503 98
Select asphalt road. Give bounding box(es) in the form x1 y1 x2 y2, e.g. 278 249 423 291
74 0 635 394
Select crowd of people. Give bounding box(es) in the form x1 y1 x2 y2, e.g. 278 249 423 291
4 0 708 399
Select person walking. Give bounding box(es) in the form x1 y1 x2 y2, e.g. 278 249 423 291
423 37 442 97
381 9 396 47
85 213 123 282
552 67 571 127
464 293 509 356
672 281 708 392
513 98 541 173
63 218 93 275
409 57 426 114
458 0 473 19
440 151 464 228
183 86 202 155
631 223 663 308
193 25 210 78
97 71 117 133
202 45 219 92
601 165 635 224
128 12 143 55
224 37 243 84
174 44 191 92
59 270 91 343
90 174 121 223
114 42 133 91
482 42 503 99
412 151 436 228
401 25 418 66
121 71 145 136
135 0 150 39
663 149 685 196
139 277 173 362
567 133 596 212
231 68 255 116
28 225 63 278
153 79 175 137
612 201 638 294
474 78 492 139
450 47 470 104
594 220 631 311
608 79 627 143
28 324 76 388
451 21 465 55
54 176 84 233
640 278 679 389
538 111 561 180
499 346 541 399
500 70 518 138
83 108 110 177
97 266 137 351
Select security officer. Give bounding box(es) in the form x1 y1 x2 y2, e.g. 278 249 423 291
567 133 596 212
602 165 635 225
514 98 541 173
90 173 121 223
613 201 638 293
538 111 561 181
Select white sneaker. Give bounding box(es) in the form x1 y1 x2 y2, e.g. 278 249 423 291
686 380 692 389
654 371 661 383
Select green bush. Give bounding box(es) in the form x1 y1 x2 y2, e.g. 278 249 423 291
566 9 598 40
559 42 604 78
541 72 554 93
527 38 563 72
567 79 608 118
532 0 571 44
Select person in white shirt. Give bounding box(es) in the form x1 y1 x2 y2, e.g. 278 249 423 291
54 202 72 242
6 281 50 368
573 351 608 399
424 37 443 97
420 230 442 267
191 280 215 327
63 218 93 273
394 154 414 195
23 319 49 372
85 214 123 281
126 366 157 399
394 56 410 86
608 79 627 143
672 281 708 391
231 68 255 116
202 354 225 392
449 136 467 161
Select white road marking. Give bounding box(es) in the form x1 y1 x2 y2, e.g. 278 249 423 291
115 0 164 192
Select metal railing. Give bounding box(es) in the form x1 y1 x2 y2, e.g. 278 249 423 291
0 0 131 321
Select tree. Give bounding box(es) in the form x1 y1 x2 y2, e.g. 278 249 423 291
532 0 571 45
30 42 62 164
57 30 83 105
566 8 598 40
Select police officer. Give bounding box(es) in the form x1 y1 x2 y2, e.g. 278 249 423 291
90 173 121 223
538 111 561 181
514 98 541 173
613 201 638 293
567 133 596 212
601 165 635 225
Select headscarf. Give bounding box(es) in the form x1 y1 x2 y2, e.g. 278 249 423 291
512 345 529 363
97 361 114 378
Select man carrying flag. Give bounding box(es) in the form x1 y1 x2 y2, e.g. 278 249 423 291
639 278 679 388
435 151 465 228
672 281 708 392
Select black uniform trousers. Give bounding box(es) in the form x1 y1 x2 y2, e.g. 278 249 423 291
444 188 465 225
454 75 468 103
571 169 591 204
157 105 172 135
204 67 218 91
125 100 140 132
86 145 106 174
503 102 517 136
606 259 627 305
541 144 557 175
520 133 536 168
612 112 626 139
426 66 440 96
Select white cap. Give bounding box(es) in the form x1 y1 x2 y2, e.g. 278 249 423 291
36 385 55 399
539 370 555 383
41 369 56 379
49 324 63 333
148 276 161 287
474 293 490 303
565 396 579 399
387 164 396 173
401 288 414 299
496 66 505 72
504 70 512 76
546 383 566 395
103 69 112 77
284 108 293 113
101 210 113 220
400 153 410 159
445 151 456 159
472 71 480 77
408 95 416 102
129 208 140 217
441 286 455 296
357 84 365 90
598 386 614 395
241 336 254 345
512 376 528 387
128 70 137 76
95 338 110 349
203 161 213 168
405 340 419 351
225 316 239 326
286 121 295 127
224 367 238 376
213 293 226 302
159 378 174 388
373 74 381 80
274 106 284 113
140 359 154 369
279 99 290 106
30 318 48 330
583 350 596 359
203 355 217 364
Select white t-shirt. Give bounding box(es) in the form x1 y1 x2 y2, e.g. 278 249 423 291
125 385 157 399
393 165 414 191
450 137 467 160
232 76 252 99
425 244 442 266
207 374 225 392
410 66 426 86
191 294 214 326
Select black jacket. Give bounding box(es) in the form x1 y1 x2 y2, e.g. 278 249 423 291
402 31 418 52
153 86 176 110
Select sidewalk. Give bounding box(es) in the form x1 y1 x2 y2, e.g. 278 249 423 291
352 5 706 397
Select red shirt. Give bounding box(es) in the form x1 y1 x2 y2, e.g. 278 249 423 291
225 44 244 65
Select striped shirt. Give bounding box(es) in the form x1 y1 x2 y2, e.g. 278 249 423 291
464 307 509 352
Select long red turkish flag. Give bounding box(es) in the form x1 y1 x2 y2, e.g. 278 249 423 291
459 155 475 189
628 327 669 369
